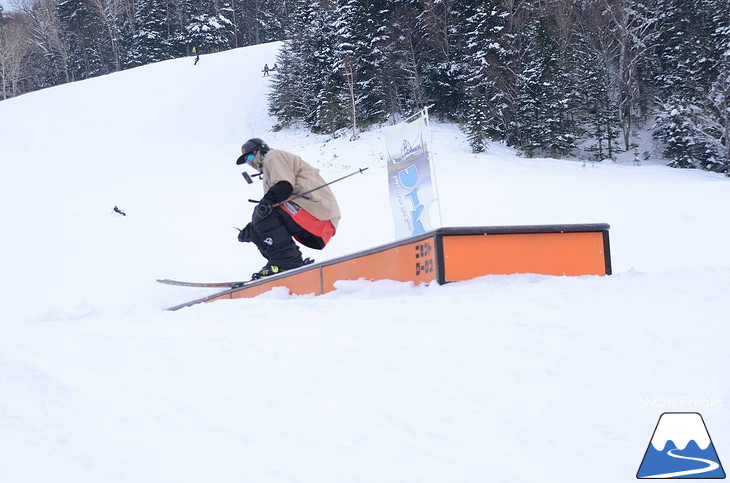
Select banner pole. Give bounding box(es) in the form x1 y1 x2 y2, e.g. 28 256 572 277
402 104 434 124
423 106 443 229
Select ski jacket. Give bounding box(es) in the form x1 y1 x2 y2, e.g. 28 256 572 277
262 149 341 228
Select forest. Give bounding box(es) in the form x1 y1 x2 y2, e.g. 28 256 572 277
1 0 729 172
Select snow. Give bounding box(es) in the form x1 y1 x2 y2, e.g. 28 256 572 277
1 41 730 482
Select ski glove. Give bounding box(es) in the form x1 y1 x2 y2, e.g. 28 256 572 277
237 223 252 243
253 181 293 220
254 200 274 220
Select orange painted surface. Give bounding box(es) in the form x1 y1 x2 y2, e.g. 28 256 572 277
197 229 608 305
442 232 607 281
229 267 321 299
201 268 321 302
321 239 438 292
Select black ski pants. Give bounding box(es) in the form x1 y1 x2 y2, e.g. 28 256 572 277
250 207 320 269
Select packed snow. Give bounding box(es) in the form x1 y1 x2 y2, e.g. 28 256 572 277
1 42 729 482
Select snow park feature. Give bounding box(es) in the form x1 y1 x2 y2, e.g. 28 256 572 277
161 224 612 310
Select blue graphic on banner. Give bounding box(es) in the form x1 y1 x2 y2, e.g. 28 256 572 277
637 413 725 479
385 112 435 239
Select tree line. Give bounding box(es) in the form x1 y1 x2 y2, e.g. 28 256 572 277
269 0 730 173
0 0 289 97
1 0 729 173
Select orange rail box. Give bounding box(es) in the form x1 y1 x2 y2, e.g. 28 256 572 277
168 223 611 310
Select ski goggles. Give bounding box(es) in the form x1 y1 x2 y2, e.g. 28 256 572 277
242 152 256 165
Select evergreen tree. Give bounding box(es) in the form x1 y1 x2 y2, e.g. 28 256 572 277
163 0 192 55
257 0 289 43
183 0 234 55
572 34 619 161
415 0 470 118
127 0 172 67
462 0 509 152
713 3 730 173
310 4 347 134
513 16 576 157
383 1 425 116
707 62 730 174
655 100 697 168
333 0 390 131
269 0 347 134
697 0 730 173
57 0 107 80
268 41 307 125
268 0 316 125
653 0 719 168
231 0 289 47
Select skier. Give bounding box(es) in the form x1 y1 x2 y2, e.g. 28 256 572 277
192 46 199 65
236 138 341 279
262 63 270 76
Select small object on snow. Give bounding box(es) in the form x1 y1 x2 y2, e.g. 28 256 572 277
113 206 127 216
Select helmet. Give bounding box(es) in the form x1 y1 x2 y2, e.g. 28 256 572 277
236 138 270 165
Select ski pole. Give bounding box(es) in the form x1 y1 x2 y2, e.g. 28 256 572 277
248 167 369 205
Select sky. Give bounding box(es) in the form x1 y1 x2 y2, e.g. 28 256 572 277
1 41 729 482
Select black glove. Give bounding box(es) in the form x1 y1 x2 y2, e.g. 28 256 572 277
237 223 252 243
253 181 293 220
254 198 274 220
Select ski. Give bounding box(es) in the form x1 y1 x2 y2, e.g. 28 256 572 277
156 278 250 288
157 258 315 289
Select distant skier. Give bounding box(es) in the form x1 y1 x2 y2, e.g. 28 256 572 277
262 63 270 76
192 46 199 65
236 138 341 279
113 206 127 216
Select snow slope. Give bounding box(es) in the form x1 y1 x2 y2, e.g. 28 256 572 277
1 42 729 482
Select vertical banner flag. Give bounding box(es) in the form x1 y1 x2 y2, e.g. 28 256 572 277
385 108 440 239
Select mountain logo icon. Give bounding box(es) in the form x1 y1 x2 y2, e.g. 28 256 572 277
637 412 725 479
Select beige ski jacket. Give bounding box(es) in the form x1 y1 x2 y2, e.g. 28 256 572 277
261 149 341 228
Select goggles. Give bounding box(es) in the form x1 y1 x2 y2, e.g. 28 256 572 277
243 152 256 165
